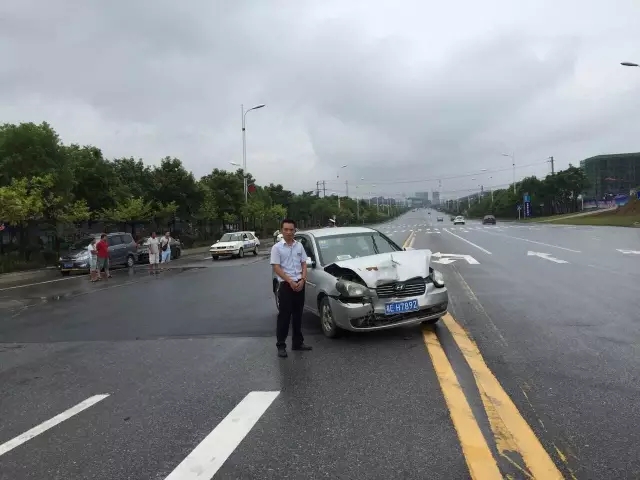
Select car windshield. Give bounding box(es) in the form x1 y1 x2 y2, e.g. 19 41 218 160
220 233 243 242
71 237 97 250
316 232 401 265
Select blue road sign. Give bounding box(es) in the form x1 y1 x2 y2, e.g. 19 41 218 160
524 201 532 217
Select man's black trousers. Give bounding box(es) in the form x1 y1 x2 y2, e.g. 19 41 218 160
276 282 305 348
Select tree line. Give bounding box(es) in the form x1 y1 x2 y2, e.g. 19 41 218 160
445 166 589 219
0 122 406 272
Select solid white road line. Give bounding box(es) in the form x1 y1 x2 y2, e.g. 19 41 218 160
0 394 110 456
164 391 280 480
0 275 84 292
443 229 493 255
479 230 581 253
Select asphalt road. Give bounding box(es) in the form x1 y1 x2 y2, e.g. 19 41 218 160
0 212 638 479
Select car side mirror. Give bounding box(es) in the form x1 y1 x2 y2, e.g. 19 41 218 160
306 257 316 268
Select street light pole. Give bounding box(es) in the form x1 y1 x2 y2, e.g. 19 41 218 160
241 103 265 204
336 164 347 209
502 152 516 194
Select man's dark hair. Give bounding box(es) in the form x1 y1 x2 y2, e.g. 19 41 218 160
281 218 296 228
100 233 107 239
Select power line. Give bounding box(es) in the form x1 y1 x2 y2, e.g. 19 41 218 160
322 160 549 186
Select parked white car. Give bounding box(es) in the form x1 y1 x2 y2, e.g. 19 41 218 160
210 231 259 260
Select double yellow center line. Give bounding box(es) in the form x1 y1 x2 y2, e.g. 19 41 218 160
424 314 565 479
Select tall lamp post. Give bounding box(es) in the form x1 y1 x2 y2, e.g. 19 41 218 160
502 152 516 194
336 164 347 208
241 103 266 204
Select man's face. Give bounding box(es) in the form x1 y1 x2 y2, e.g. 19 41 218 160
165 232 170 238
281 222 295 240
151 233 156 238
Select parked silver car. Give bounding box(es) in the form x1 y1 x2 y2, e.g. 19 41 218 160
272 227 449 338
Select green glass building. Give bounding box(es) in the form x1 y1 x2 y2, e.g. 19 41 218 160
579 153 640 198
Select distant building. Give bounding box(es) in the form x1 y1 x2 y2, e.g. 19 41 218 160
580 153 640 199
432 191 440 205
416 191 429 201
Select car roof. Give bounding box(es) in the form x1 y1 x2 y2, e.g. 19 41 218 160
298 226 378 238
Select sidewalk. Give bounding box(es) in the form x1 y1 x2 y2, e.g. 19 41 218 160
0 241 276 289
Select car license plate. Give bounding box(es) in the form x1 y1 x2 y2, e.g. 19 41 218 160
385 299 419 315
64 263 73 269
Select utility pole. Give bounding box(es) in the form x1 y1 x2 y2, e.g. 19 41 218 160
322 180 326 197
548 156 555 175
345 180 349 198
316 181 320 196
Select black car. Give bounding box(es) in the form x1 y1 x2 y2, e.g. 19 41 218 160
482 215 496 225
58 232 138 276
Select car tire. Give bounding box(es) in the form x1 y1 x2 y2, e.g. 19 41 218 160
126 255 135 268
253 246 259 256
319 297 340 338
238 248 244 259
212 255 219 260
61 271 70 277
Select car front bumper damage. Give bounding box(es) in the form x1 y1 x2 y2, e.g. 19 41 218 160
328 284 449 332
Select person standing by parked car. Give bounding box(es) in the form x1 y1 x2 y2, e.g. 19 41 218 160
160 231 172 268
88 237 98 282
146 232 160 274
270 219 312 358
96 233 111 280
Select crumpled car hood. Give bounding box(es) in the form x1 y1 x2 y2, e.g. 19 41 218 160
326 249 431 287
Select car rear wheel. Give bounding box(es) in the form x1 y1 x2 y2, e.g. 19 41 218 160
253 246 259 256
237 248 244 258
319 297 340 338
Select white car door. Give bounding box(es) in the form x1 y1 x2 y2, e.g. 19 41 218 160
295 234 319 313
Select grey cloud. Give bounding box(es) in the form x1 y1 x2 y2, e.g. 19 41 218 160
1 0 639 198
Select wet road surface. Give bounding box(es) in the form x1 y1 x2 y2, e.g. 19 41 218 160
0 213 638 479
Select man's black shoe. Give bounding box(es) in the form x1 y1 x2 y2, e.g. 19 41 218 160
292 344 312 351
277 348 288 358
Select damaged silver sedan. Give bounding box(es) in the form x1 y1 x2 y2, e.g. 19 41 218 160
272 226 449 338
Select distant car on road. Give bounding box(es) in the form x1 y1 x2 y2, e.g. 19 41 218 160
482 215 496 225
453 216 465 225
210 231 259 260
436 216 444 222
59 232 137 276
272 226 448 338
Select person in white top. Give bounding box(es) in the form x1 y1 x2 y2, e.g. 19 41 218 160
160 231 172 268
88 237 98 282
146 232 160 274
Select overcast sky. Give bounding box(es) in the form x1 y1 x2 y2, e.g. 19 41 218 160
1 0 639 200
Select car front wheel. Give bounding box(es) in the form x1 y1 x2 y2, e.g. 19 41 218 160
253 246 259 256
212 255 219 260
422 317 440 326
319 297 340 338
237 248 244 258
126 255 135 268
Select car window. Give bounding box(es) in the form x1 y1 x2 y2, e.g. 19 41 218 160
246 233 255 240
122 234 134 244
71 237 96 250
108 235 122 246
220 233 242 242
316 232 401 265
295 235 314 259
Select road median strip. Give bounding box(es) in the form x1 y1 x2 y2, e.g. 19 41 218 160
402 230 415 249
424 314 564 479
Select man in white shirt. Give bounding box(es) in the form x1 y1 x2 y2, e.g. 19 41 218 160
146 232 160 274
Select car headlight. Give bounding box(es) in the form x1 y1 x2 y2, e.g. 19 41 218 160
431 269 445 288
335 280 368 298
76 252 89 260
